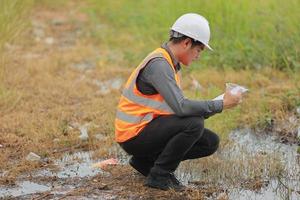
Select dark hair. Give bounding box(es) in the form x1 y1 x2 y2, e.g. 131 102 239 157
169 36 204 48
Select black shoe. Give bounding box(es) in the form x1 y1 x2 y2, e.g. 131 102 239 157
145 171 173 190
145 171 185 191
129 157 152 177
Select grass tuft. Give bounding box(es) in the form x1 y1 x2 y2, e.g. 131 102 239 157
0 0 33 52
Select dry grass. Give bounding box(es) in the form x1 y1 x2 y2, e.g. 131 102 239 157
0 1 299 188
0 2 126 178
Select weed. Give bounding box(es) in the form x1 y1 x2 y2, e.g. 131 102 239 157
0 0 33 52
58 119 69 136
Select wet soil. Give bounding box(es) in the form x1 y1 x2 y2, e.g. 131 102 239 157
1 129 299 200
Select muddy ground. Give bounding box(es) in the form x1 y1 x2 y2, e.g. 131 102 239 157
1 166 214 200
1 129 299 199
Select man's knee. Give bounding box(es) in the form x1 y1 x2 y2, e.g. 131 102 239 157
209 132 220 154
214 134 220 149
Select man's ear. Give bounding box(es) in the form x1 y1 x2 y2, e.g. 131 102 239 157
182 38 192 49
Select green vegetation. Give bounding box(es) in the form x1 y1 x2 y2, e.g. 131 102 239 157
0 0 33 113
0 0 33 52
87 0 300 71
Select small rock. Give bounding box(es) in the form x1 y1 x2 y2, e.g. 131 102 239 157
72 60 95 71
0 144 3 148
26 152 41 162
93 79 102 87
216 192 229 200
53 138 60 143
93 80 110 95
297 127 300 138
69 122 80 129
99 85 110 95
41 157 51 164
51 18 66 26
33 28 45 38
110 78 123 90
93 78 123 95
79 126 89 141
45 37 54 45
95 134 107 141
288 116 297 124
1 171 8 177
297 107 300 115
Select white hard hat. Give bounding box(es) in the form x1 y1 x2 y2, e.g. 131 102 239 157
171 13 213 51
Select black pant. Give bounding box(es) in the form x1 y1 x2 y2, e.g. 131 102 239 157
119 115 219 174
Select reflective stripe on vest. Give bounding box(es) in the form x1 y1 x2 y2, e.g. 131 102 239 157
115 47 181 142
122 88 174 113
116 110 153 124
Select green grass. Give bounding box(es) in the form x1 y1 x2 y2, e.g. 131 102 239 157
0 0 33 112
0 0 33 52
87 0 300 71
33 0 70 9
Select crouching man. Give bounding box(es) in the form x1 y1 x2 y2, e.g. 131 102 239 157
114 13 242 190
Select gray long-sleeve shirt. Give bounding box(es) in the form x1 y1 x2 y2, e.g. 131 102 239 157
136 43 223 118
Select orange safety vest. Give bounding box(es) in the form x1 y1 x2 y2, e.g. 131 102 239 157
115 47 181 143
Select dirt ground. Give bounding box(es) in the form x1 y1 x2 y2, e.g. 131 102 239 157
10 165 222 200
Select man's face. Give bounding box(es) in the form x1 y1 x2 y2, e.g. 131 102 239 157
179 39 205 66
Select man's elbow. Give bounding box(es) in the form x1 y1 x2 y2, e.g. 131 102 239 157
173 108 188 117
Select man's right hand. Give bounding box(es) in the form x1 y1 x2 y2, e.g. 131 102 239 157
223 89 242 109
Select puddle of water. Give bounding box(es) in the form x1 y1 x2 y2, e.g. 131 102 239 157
0 181 50 198
177 128 300 200
93 77 124 95
227 129 300 180
228 179 300 200
0 146 131 199
72 60 96 71
36 151 102 178
0 151 106 198
226 129 300 200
